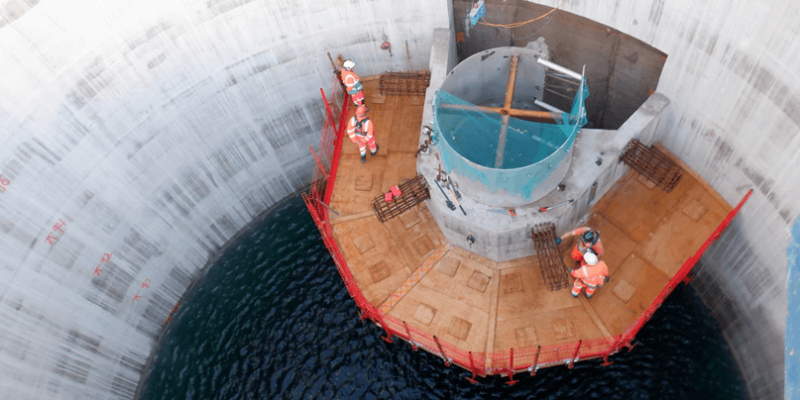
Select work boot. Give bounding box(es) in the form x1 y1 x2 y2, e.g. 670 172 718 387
361 154 366 164
585 292 593 299
371 145 379 156
571 291 578 298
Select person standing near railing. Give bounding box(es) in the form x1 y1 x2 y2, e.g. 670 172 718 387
340 60 365 106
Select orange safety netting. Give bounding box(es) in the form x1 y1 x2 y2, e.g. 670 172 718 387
302 78 754 382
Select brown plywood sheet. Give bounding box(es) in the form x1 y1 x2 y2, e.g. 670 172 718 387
636 186 728 278
436 257 461 277
353 234 375 254
419 252 495 313
590 254 669 334
468 271 491 293
494 306 606 352
449 317 473 340
389 284 489 351
399 210 421 229
502 273 524 294
413 303 437 325
595 171 695 241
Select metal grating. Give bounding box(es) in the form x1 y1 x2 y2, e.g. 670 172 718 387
371 175 431 223
620 139 683 193
531 223 570 292
379 71 431 96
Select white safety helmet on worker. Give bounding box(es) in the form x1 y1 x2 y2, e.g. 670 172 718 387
583 251 598 266
343 60 355 70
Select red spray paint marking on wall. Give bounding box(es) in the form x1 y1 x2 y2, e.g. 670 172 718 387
0 174 9 192
132 279 152 302
44 219 68 245
91 252 113 276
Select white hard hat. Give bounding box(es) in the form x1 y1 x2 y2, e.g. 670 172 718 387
343 60 355 70
583 251 598 266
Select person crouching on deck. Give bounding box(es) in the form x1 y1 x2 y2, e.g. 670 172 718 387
560 227 604 267
347 106 379 163
570 251 608 299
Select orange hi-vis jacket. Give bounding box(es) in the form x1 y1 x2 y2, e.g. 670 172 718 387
340 70 363 95
570 226 604 258
347 116 373 140
571 261 609 287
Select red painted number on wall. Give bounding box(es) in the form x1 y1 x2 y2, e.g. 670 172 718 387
0 174 9 192
91 253 113 276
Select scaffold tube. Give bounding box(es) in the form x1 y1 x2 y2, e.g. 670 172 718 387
537 58 582 81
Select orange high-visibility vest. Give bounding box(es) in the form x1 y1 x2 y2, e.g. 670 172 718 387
571 261 608 287
571 227 604 258
340 70 363 94
347 116 373 139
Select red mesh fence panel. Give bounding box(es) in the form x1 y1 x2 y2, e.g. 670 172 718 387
578 337 615 360
536 341 580 367
512 345 542 369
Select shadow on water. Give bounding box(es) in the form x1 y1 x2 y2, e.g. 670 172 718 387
139 194 748 400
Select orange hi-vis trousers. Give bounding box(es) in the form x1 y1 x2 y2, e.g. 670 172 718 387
355 135 377 157
572 279 599 297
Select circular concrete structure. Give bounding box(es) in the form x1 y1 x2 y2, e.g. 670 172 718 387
434 46 584 207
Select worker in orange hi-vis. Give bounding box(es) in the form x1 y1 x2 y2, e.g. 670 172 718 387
559 227 604 266
340 60 365 106
347 106 379 163
570 251 608 298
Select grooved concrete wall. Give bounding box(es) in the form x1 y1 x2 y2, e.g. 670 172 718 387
0 1 451 399
510 1 795 398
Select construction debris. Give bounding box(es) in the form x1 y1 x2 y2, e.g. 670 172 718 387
531 223 570 292
379 71 431 96
620 139 683 193
371 175 431 223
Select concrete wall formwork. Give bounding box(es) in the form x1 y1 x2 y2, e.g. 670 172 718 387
0 1 451 399
502 1 797 398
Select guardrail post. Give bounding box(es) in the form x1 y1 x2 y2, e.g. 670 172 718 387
374 311 393 343
402 321 417 352
466 351 478 384
506 347 519 385
433 336 450 367
529 345 541 376
568 340 582 369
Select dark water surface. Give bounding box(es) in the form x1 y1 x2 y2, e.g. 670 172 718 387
140 195 748 400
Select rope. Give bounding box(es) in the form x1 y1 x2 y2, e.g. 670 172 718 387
477 0 569 29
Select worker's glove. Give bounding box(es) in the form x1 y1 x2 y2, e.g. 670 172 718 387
555 237 562 245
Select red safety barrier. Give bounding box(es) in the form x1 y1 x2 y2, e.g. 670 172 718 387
302 75 755 379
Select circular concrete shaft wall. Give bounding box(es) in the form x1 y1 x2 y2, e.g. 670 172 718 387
0 1 451 399
0 0 796 399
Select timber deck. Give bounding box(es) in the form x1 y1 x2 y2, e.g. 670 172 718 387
328 77 732 359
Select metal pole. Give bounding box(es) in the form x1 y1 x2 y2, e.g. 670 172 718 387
466 351 478 384
320 88 336 132
433 335 451 366
506 347 519 385
530 345 541 376
568 340 582 369
495 54 520 168
537 58 582 81
402 321 417 352
374 311 393 343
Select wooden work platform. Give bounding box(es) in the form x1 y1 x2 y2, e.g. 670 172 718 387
328 77 732 357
